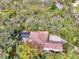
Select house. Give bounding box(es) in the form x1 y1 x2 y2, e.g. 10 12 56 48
21 31 65 52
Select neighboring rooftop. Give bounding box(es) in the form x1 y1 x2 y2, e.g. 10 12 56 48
49 35 66 43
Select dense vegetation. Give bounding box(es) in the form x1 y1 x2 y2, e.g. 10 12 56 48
0 0 79 59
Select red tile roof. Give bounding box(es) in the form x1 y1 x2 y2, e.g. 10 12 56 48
38 31 49 42
30 31 49 42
